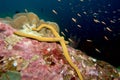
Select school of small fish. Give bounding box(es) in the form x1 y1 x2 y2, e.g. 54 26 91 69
52 0 120 54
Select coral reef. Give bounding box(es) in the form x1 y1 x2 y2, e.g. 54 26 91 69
0 12 120 80
0 12 59 37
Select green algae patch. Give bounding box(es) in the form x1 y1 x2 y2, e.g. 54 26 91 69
0 70 21 80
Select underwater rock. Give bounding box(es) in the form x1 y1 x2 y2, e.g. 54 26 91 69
0 15 120 80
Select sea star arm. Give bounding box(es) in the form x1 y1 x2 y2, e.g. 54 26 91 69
14 31 62 42
32 24 69 44
32 24 60 37
60 39 83 80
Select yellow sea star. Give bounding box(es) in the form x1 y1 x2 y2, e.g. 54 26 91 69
14 24 83 80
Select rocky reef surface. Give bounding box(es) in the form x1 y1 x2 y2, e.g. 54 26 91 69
0 12 119 80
